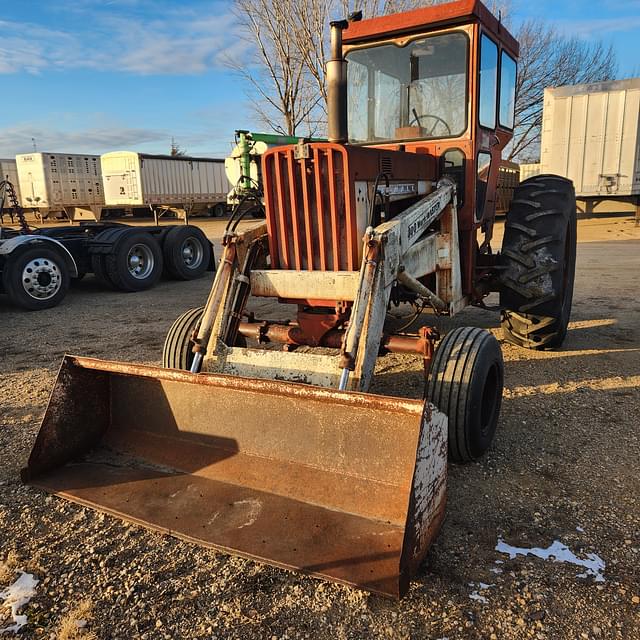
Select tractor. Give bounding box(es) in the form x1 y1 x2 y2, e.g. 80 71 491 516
23 0 576 598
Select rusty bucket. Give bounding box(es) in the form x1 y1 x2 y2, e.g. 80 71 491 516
22 355 447 598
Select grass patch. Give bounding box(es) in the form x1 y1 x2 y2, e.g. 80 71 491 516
55 599 97 640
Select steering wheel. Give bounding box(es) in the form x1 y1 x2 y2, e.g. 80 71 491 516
410 110 452 136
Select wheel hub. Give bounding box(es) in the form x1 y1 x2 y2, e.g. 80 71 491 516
127 244 154 279
22 258 62 300
180 238 203 269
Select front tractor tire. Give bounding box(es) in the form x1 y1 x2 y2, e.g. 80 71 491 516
162 306 204 370
426 327 504 464
499 175 577 350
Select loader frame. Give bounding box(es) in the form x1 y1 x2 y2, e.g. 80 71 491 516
196 177 461 391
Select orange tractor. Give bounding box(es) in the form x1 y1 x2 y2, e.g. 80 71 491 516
24 0 576 598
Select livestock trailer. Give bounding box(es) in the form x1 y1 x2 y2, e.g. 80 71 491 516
540 78 640 218
101 152 231 218
15 153 105 221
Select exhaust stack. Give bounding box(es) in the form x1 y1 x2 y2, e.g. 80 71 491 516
327 20 349 143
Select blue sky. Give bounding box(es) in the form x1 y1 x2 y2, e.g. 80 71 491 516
1 0 639 159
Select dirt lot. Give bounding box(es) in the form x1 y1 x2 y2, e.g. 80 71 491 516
1 214 639 639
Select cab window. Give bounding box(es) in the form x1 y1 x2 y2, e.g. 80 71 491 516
478 35 498 129
499 51 517 129
476 152 492 219
347 32 469 143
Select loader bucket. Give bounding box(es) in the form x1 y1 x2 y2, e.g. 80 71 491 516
22 356 448 598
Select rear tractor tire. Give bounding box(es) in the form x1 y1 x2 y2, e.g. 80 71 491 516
426 327 504 464
499 175 577 350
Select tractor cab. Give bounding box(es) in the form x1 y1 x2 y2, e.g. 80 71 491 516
339 0 519 234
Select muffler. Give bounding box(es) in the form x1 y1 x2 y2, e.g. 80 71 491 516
23 355 447 598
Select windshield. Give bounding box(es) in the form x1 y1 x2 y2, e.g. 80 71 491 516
346 32 468 144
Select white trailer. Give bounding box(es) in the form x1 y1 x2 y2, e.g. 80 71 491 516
0 159 21 216
540 78 640 219
101 152 231 218
16 153 105 221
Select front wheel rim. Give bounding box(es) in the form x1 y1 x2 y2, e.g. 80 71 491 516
127 243 155 279
21 258 62 300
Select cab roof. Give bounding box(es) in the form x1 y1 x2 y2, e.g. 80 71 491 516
342 0 519 57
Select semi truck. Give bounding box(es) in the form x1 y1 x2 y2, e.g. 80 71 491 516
0 180 214 310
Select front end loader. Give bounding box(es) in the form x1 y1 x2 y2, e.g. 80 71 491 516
23 0 577 598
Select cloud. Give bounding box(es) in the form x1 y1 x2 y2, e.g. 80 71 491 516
0 124 168 156
551 15 640 39
0 5 248 76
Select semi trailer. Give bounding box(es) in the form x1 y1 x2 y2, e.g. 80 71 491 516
101 152 232 219
521 78 640 222
16 152 105 221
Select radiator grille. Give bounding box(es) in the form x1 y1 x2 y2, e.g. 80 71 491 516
380 155 393 177
263 145 358 271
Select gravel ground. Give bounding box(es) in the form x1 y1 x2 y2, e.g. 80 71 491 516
0 215 639 639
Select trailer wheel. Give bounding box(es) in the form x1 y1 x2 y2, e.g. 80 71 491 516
162 226 212 280
426 327 504 464
162 306 204 370
105 230 163 292
499 175 577 349
211 203 227 217
3 245 70 310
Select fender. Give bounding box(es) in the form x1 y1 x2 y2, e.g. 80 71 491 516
0 235 79 278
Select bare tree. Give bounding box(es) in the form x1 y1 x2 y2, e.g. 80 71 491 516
231 0 438 135
509 21 617 161
231 0 323 135
170 137 187 156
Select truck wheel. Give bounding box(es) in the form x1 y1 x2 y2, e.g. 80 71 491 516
499 175 577 349
163 306 204 370
90 227 125 289
105 230 163 292
162 226 212 280
3 245 70 310
426 327 504 464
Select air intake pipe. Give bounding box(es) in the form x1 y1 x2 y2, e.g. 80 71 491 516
327 20 349 143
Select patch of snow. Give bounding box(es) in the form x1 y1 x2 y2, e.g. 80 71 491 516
495 538 605 582
490 567 503 574
468 581 494 604
469 591 488 604
576 526 585 533
0 571 39 634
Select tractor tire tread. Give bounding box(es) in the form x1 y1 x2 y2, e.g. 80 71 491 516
426 327 504 464
499 174 577 350
162 306 204 370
